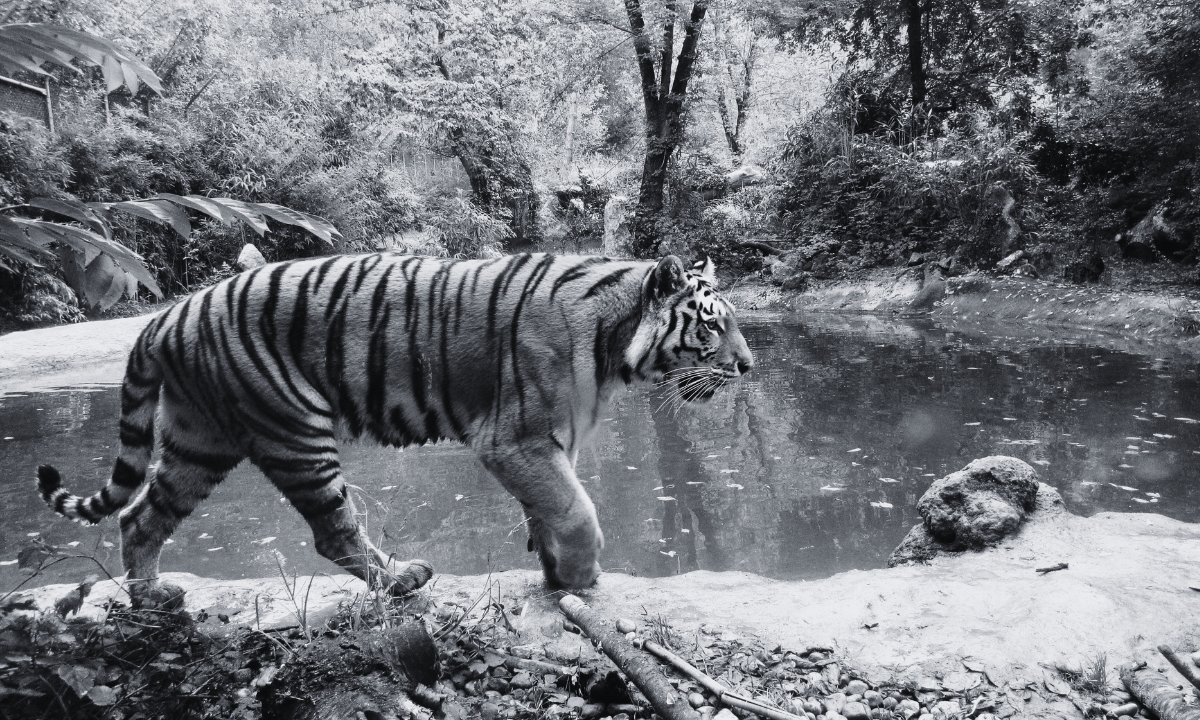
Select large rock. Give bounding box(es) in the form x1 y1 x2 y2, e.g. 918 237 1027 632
889 456 1044 566
726 164 769 190
1120 203 1193 261
602 195 633 258
236 243 267 271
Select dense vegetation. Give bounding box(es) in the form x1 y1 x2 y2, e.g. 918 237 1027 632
0 0 1197 326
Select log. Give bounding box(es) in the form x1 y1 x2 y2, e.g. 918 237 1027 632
739 241 784 256
559 595 698 720
641 640 804 720
1159 645 1200 693
1121 665 1200 720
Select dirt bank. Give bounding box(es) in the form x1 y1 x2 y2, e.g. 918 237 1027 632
12 487 1200 716
726 268 1200 358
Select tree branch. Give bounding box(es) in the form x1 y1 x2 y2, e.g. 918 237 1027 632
624 0 662 128
659 2 677 107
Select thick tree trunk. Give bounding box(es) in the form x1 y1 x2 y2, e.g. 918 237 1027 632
625 0 708 257
905 0 926 107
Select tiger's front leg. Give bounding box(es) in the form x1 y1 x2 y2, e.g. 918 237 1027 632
476 437 603 589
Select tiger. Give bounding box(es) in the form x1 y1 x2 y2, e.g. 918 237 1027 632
36 252 754 607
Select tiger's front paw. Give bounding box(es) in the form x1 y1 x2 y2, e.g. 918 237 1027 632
129 581 186 611
386 559 434 597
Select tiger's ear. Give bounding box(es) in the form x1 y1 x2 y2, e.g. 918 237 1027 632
692 254 716 283
646 255 687 300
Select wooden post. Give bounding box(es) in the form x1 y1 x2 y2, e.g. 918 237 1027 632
1121 665 1200 720
44 77 54 134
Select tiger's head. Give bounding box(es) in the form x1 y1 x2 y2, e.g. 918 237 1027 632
624 255 754 401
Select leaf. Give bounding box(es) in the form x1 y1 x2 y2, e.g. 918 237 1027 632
87 685 117 706
17 539 58 570
106 200 191 239
206 198 268 236
85 254 127 310
26 197 110 238
256 203 341 244
1043 673 1071 696
27 220 103 264
0 24 162 95
55 664 96 698
152 193 235 225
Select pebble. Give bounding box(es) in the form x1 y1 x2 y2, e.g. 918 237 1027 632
689 693 707 708
1112 703 1139 717
714 710 739 720
698 708 715 720
933 700 961 717
480 702 500 720
566 697 585 709
917 715 933 720
881 697 898 711
845 680 869 696
608 704 640 715
615 618 637 634
842 701 870 720
581 704 605 719
863 691 882 708
508 672 535 689
869 710 890 720
826 693 847 714
802 698 825 714
897 700 921 719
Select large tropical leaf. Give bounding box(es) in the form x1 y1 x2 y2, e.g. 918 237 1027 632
0 23 162 95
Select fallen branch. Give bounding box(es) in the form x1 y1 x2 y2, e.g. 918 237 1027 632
1158 645 1200 693
559 595 698 720
1121 665 1200 720
641 639 804 720
1036 563 1068 574
739 241 785 256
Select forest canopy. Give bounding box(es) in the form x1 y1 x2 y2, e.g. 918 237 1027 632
0 0 1197 324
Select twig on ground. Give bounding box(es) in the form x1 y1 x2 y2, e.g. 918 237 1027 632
559 594 698 720
1036 563 1068 574
641 639 804 720
1158 645 1200 692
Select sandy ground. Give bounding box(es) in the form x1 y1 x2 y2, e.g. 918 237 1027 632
15 485 1200 713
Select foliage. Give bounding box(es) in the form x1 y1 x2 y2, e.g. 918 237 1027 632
0 21 161 94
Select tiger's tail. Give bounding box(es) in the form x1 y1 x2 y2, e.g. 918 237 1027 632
37 325 162 524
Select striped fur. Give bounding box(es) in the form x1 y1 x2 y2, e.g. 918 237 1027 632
36 253 753 597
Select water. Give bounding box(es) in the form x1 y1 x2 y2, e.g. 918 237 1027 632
2 313 1198 591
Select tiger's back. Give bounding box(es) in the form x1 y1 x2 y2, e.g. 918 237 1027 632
37 252 753 603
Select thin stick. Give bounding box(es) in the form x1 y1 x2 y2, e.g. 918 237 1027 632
1036 563 1068 574
642 640 805 720
1159 645 1200 693
559 595 698 720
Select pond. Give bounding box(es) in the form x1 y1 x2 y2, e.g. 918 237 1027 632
2 313 1199 591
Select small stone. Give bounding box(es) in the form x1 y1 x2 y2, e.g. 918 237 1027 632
933 700 961 717
827 693 847 714
714 710 739 720
898 699 921 718
863 691 882 708
612 715 630 720
236 243 267 272
803 698 825 715
566 697 585 709
882 697 898 710
689 692 707 708
608 704 641 716
615 618 637 634
870 711 890 720
917 715 933 720
845 680 869 696
842 701 870 720
508 672 535 689
480 702 500 720
975 714 996 720
698 707 716 720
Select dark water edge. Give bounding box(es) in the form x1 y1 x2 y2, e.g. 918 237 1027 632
2 312 1198 590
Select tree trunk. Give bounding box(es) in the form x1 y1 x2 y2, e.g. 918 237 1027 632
905 0 926 107
561 91 578 182
711 9 742 159
625 0 708 257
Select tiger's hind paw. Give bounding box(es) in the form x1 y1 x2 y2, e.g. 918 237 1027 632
386 559 434 598
129 581 186 611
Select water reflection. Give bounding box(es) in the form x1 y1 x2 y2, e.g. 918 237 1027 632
2 314 1197 590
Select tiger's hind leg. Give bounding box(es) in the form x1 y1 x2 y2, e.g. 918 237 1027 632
255 448 432 596
118 407 243 609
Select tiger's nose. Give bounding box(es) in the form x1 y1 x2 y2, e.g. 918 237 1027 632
736 358 753 375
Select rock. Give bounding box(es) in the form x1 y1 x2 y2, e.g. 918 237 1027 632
508 672 535 689
689 692 707 708
1190 650 1200 668
881 697 897 711
826 692 847 714
898 699 921 719
890 457 1041 566
845 680 869 696
1011 262 1039 279
809 251 837 279
615 618 636 634
781 272 809 292
1122 203 1193 261
236 243 267 272
863 690 882 708
932 700 961 717
481 702 501 720
1063 254 1104 283
908 252 925 266
726 164 769 189
907 278 945 311
842 701 870 720
602 195 633 258
714 710 739 720
994 249 1027 272
917 677 942 692
803 698 825 714
945 257 967 277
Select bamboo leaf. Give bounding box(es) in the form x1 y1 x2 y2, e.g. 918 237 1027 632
0 23 162 94
255 203 341 244
151 193 234 225
22 220 103 264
